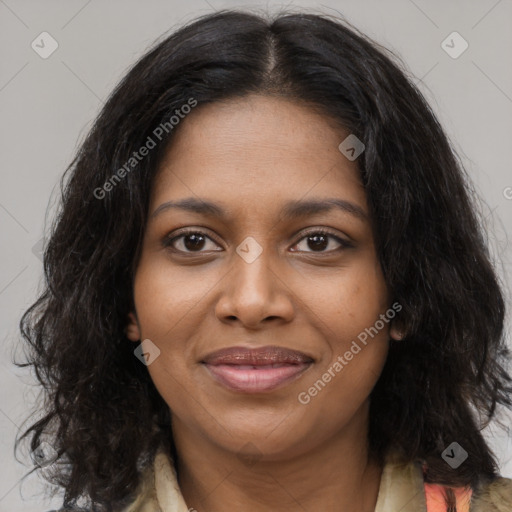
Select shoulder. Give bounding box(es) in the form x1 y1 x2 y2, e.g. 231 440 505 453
470 476 512 512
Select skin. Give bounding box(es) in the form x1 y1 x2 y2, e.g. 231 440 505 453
126 94 402 512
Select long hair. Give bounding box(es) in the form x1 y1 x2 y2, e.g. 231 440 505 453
16 8 512 510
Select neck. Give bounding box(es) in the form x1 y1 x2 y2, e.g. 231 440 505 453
172 403 383 512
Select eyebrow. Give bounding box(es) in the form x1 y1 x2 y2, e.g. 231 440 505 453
151 197 367 221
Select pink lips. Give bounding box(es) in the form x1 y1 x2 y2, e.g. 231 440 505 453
201 345 314 393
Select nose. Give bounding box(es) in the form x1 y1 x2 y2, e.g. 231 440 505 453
214 242 295 330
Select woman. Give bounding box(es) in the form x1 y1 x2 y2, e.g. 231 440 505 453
18 9 512 512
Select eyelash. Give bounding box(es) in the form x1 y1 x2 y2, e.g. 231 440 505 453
162 228 353 255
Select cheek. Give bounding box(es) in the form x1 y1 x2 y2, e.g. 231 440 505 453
298 337 388 441
131 261 207 403
132 257 216 341
299 256 390 394
305 259 389 346
298 280 390 427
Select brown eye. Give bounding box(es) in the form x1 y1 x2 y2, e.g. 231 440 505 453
163 230 222 253
291 230 352 253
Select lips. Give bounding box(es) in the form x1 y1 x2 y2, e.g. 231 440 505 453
201 345 314 393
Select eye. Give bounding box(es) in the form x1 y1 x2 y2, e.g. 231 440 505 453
163 228 353 255
291 229 352 253
163 229 222 253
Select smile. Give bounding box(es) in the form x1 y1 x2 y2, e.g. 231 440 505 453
201 345 314 393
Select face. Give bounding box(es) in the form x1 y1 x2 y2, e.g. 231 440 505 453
126 94 400 461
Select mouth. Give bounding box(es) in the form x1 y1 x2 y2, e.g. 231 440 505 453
201 345 314 393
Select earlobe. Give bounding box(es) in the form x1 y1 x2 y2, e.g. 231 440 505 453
390 322 405 341
125 311 141 342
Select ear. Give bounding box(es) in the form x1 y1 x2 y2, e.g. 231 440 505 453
125 311 141 342
390 321 405 341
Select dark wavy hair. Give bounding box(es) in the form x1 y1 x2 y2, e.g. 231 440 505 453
16 8 512 511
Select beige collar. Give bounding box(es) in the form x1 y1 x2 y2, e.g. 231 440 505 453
123 448 430 512
123 447 512 511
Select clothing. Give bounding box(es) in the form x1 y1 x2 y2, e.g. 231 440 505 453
121 447 512 511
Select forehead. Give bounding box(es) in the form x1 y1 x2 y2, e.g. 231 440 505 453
151 94 366 214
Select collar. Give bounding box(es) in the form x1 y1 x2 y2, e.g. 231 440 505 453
123 448 430 512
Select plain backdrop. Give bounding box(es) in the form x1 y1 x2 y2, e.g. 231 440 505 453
1 1 511 510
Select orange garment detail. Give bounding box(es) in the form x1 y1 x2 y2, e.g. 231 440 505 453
422 462 473 512
424 482 472 511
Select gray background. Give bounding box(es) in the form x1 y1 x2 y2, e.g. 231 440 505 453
1 0 511 510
